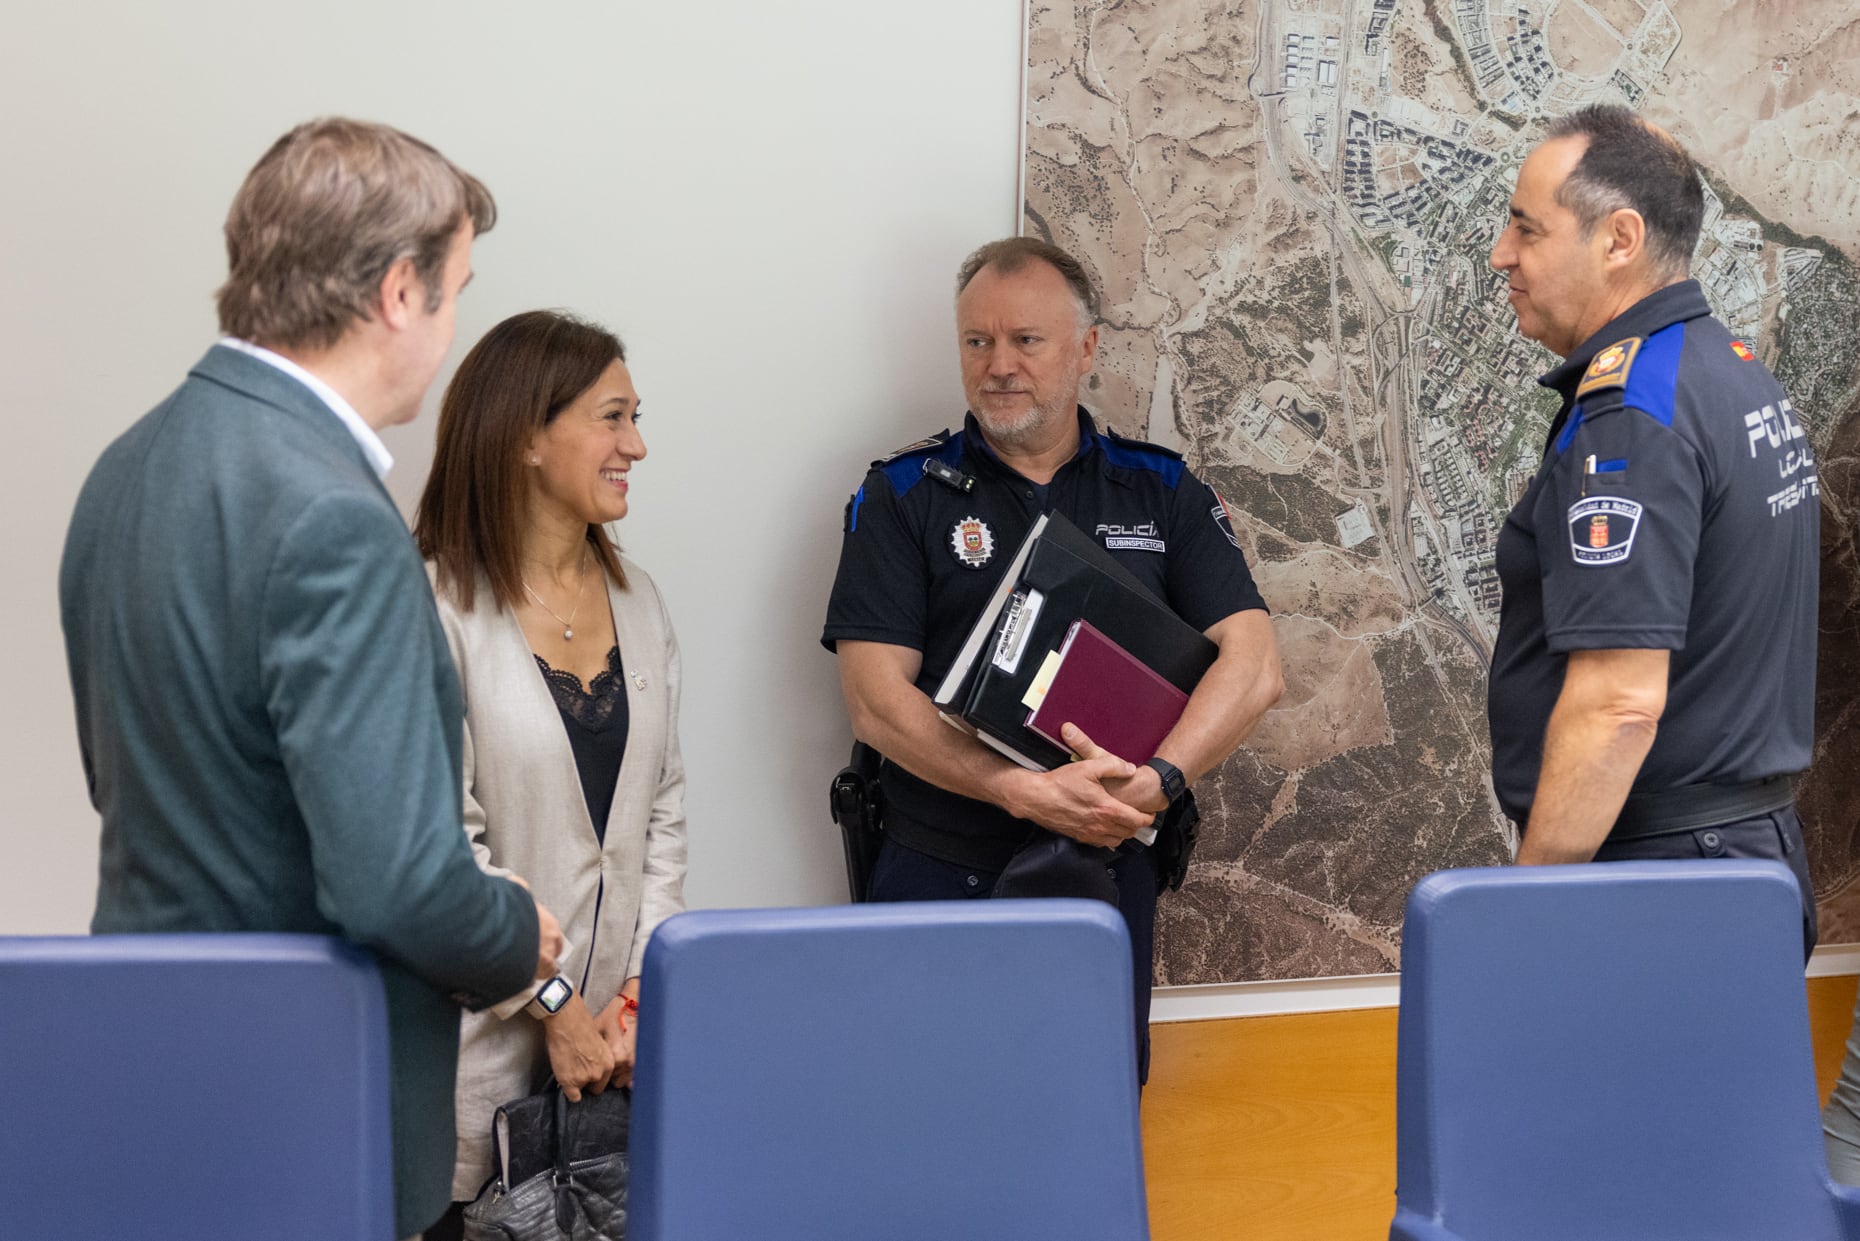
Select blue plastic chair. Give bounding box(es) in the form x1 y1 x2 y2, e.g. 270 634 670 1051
628 899 1149 1241
1391 859 1860 1241
0 934 394 1241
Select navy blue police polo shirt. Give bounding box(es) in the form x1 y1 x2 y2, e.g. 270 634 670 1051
1488 280 1819 826
823 407 1267 857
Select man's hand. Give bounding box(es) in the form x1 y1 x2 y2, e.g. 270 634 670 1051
541 993 615 1102
531 897 565 980
1102 759 1169 816
836 642 1167 844
1006 723 1156 847
596 986 641 1089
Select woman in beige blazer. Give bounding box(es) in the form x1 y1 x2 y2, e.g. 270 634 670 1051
412 310 687 1233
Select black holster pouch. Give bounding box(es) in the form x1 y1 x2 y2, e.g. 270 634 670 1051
990 832 1119 905
1149 790 1202 894
830 742 886 902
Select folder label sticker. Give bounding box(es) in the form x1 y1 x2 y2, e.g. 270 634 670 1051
991 588 1044 674
1021 649 1064 711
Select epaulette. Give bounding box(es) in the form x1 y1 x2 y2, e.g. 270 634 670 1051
1100 425 1187 486
872 429 971 497
1103 426 1184 461
870 430 953 469
1575 338 1642 400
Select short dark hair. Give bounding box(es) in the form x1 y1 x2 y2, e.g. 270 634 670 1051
217 118 496 351
1545 105 1704 277
415 310 628 612
956 237 1100 326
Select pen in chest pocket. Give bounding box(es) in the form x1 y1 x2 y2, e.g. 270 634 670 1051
1581 455 1626 496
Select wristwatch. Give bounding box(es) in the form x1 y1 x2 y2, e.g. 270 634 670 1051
1144 757 1187 804
526 976 574 1019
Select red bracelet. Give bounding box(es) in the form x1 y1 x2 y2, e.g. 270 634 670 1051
618 994 640 1032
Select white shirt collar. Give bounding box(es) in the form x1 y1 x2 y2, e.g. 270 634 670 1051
216 337 394 479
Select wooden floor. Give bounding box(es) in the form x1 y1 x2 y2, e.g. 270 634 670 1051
1140 974 1860 1241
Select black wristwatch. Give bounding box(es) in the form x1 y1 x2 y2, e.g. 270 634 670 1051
526 976 574 1019
1144 757 1187 804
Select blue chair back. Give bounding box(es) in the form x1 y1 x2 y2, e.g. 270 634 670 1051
0 934 393 1241
628 899 1148 1241
1392 860 1855 1241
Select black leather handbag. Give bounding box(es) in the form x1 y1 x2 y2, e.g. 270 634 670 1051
461 1084 630 1240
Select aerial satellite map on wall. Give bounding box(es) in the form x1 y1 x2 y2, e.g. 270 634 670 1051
1023 0 1860 983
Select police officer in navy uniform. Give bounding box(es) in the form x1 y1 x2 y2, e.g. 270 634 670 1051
821 238 1284 1081
1487 106 1818 921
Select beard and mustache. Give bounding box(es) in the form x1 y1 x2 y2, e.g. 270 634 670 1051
970 385 1068 449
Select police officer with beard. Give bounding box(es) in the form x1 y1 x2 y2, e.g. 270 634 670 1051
822 237 1283 1081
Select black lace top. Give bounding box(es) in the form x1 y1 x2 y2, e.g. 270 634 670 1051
534 645 629 844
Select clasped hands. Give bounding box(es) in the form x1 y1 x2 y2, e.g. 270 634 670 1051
542 990 639 1100
505 875 632 1100
1009 722 1169 849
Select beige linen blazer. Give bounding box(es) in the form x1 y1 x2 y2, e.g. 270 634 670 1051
431 556 688 1199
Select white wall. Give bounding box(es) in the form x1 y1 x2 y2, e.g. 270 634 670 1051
0 1 1024 931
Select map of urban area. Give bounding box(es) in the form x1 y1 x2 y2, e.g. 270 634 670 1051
1024 0 1860 982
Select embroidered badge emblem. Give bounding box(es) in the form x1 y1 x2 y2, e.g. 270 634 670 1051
1575 337 1643 398
1567 496 1643 566
1730 340 1757 362
950 516 995 569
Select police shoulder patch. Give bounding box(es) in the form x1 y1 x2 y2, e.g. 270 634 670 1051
1575 337 1643 399
1567 495 1643 566
1210 492 1241 549
872 431 952 467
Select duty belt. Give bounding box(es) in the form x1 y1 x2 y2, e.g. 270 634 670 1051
884 814 1028 874
1607 775 1796 841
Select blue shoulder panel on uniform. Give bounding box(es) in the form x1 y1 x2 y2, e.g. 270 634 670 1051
879 433 965 497
1554 404 1586 455
1098 434 1185 487
1621 320 1685 428
848 485 865 532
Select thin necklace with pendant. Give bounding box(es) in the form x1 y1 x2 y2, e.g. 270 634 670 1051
521 545 588 641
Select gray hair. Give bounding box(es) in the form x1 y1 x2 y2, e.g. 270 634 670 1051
955 236 1100 329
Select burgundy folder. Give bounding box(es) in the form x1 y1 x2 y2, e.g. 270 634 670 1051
1025 620 1188 764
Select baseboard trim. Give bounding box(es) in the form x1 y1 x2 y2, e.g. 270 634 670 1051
1150 942 1860 1022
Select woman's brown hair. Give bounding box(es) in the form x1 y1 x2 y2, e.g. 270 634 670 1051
415 310 628 611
